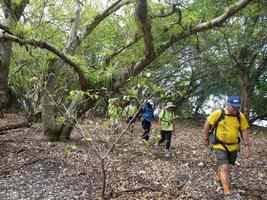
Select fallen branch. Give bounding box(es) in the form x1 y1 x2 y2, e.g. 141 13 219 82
0 121 31 134
108 186 158 198
0 157 45 176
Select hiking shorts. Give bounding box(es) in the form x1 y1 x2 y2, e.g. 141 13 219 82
127 116 135 124
141 119 151 131
214 149 238 166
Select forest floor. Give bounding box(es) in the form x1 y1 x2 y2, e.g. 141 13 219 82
0 113 266 200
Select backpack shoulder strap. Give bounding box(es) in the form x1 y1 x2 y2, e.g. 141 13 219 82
224 110 241 127
214 108 225 130
161 109 167 120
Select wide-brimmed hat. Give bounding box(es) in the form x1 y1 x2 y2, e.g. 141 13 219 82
227 96 241 108
109 98 119 103
165 102 176 109
147 99 154 106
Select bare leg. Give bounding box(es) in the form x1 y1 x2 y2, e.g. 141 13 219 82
214 171 220 182
218 164 231 194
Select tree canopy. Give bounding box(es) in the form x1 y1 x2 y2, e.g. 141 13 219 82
0 0 266 140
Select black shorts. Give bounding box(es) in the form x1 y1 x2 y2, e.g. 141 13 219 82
127 116 135 124
214 149 238 166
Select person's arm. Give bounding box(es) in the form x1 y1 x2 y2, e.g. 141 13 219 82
239 113 251 159
137 107 143 119
203 120 211 146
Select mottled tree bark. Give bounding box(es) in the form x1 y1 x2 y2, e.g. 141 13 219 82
239 68 250 119
0 0 29 111
0 40 11 110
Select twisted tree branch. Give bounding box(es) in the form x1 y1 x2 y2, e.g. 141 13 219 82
112 0 253 90
0 33 89 89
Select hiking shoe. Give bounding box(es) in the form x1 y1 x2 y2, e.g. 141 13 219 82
142 139 150 147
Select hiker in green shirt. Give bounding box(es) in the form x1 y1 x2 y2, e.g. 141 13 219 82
108 98 123 132
155 102 176 158
125 100 138 133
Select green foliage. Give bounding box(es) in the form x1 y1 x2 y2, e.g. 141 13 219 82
56 116 65 125
4 0 266 123
67 90 99 102
14 0 22 6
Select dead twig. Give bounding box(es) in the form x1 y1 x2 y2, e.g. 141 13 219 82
108 186 158 198
0 157 47 176
0 121 31 134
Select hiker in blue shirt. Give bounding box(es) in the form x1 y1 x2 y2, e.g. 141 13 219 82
139 100 154 141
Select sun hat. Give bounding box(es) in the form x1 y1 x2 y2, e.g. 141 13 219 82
165 102 176 109
227 96 241 108
109 98 119 103
147 99 154 106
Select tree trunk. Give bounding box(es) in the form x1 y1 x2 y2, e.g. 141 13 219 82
194 94 206 117
0 41 11 110
41 0 83 141
0 16 12 110
42 62 61 141
239 69 250 119
0 0 29 111
42 59 96 141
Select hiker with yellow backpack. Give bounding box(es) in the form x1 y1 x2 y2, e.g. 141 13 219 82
155 102 176 158
203 96 251 200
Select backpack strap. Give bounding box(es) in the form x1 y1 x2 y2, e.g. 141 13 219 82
213 108 225 134
212 109 243 154
160 109 175 124
223 111 242 140
211 108 232 155
160 109 168 122
213 109 242 138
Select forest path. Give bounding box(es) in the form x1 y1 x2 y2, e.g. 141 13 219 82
0 115 266 200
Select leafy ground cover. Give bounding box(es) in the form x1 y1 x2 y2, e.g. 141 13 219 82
0 114 266 200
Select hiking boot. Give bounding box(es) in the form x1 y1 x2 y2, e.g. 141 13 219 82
142 139 150 147
164 149 171 158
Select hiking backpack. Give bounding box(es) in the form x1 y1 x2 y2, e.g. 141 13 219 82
209 108 243 147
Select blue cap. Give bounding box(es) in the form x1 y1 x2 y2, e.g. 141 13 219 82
227 96 241 108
